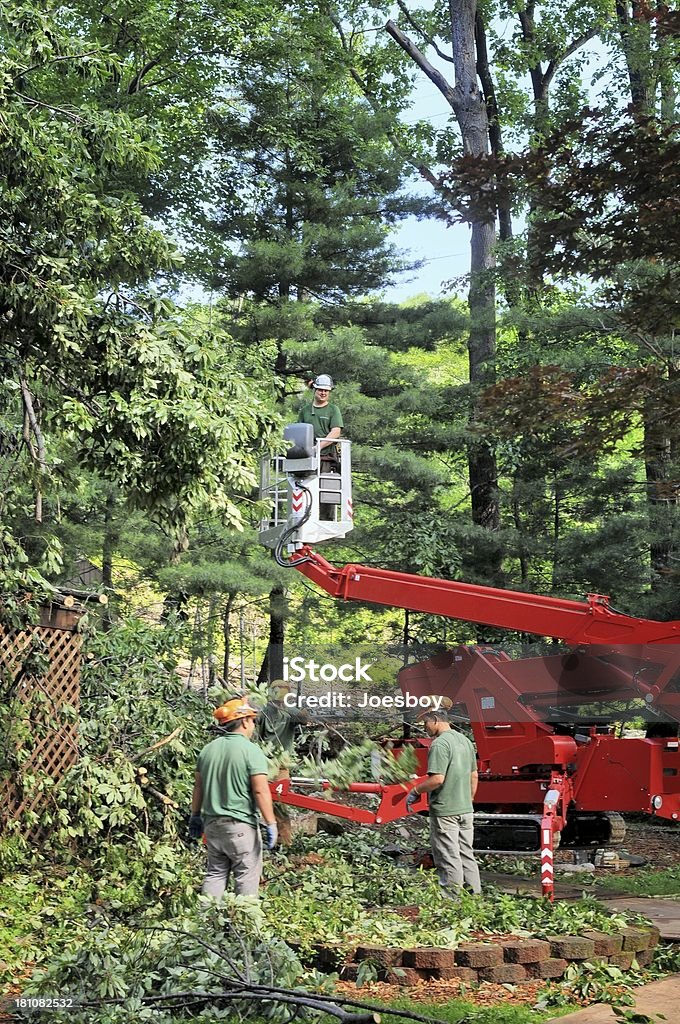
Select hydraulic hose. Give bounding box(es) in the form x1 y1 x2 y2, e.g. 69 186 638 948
274 481 313 568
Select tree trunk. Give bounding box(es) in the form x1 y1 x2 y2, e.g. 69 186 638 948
449 0 501 568
615 1 654 114
222 592 235 680
101 488 119 630
644 369 679 591
511 476 530 586
474 13 512 241
660 64 676 121
386 3 501 578
468 214 499 540
268 583 286 682
615 2 678 597
264 342 290 684
551 470 561 595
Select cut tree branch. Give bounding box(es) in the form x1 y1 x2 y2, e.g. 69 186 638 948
78 988 382 1022
135 726 182 758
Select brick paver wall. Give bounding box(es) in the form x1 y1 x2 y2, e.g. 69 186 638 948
307 925 661 987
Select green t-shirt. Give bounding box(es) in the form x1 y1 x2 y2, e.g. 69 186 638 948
257 701 308 752
427 729 477 817
197 733 269 826
299 401 343 439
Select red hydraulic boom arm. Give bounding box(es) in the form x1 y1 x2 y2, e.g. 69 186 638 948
261 444 680 898
294 547 680 646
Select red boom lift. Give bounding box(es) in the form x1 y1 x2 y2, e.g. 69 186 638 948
259 429 680 897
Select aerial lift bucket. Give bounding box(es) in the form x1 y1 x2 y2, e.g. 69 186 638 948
259 424 353 556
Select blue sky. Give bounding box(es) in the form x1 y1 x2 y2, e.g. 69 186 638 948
380 74 470 303
384 199 471 303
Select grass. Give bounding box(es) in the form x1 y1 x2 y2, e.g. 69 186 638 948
592 866 680 898
372 996 576 1022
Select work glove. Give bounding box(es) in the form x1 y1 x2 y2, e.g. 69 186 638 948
406 790 419 810
188 813 203 839
265 822 278 850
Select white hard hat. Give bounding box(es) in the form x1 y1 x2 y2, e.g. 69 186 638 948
312 374 334 390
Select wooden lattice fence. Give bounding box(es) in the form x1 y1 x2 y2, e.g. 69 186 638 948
0 604 82 835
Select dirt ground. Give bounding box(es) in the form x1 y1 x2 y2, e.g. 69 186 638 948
605 818 680 865
558 817 680 877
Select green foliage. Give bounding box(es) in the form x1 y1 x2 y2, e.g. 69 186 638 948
0 846 201 988
21 896 310 1023
197 11 420 299
299 740 418 787
2 615 211 863
611 1012 667 1024
647 941 680 976
0 871 94 986
0 1 282 612
536 959 646 1010
262 832 640 955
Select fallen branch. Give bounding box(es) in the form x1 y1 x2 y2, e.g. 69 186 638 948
146 786 179 809
71 925 442 1024
135 726 182 758
77 987 381 1022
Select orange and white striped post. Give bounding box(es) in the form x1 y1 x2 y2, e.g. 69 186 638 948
540 785 563 901
540 821 554 900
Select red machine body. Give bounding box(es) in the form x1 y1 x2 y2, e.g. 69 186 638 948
270 546 680 896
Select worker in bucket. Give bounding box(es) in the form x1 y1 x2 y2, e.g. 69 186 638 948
299 373 343 462
299 373 343 519
406 709 481 896
189 697 278 897
257 679 312 846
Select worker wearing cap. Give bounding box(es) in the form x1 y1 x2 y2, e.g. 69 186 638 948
189 698 278 898
406 710 481 896
258 680 310 752
299 374 343 452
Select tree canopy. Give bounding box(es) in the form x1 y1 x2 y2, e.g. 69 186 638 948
1 0 679 643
